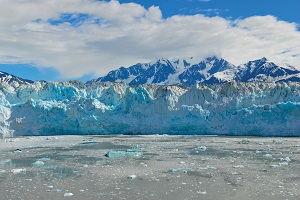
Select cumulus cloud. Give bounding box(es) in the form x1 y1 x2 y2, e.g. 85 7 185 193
0 0 299 79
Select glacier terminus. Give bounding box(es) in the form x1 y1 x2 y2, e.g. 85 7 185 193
0 80 299 137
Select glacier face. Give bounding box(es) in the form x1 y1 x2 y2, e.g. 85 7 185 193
0 81 299 137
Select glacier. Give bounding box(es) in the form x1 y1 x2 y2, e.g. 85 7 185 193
0 81 299 137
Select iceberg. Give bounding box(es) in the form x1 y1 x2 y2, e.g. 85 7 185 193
168 168 192 173
32 160 45 167
105 150 143 158
0 81 299 137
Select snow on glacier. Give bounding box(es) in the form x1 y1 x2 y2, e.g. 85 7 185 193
0 81 299 137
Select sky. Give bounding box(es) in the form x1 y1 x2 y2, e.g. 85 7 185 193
0 0 300 81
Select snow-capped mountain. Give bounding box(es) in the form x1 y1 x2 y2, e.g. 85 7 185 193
1 57 299 87
0 71 34 85
89 57 300 86
88 56 235 86
234 57 299 82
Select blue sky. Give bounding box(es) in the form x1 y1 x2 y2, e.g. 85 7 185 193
0 0 300 81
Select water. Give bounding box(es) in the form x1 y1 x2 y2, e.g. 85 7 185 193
0 135 299 200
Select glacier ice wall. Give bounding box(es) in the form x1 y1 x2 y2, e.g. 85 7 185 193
0 81 299 137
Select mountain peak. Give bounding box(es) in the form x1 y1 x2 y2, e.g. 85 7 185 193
204 56 221 62
260 57 268 62
235 57 299 82
248 57 269 64
0 71 34 85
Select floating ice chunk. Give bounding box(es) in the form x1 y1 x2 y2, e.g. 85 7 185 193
38 158 51 161
32 160 45 167
168 168 177 173
127 174 137 179
239 139 251 144
194 146 207 151
63 193 74 197
233 165 245 168
11 168 26 173
5 138 20 142
150 176 160 181
13 149 22 153
45 137 58 141
206 166 217 170
279 157 291 163
127 147 144 152
273 139 284 144
168 168 192 173
270 165 279 168
83 138 96 142
279 162 289 166
140 162 147 167
105 150 142 158
263 154 273 158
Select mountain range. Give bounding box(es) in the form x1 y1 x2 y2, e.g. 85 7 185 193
1 57 300 86
89 57 300 86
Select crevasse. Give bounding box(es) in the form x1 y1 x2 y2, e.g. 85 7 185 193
0 81 299 137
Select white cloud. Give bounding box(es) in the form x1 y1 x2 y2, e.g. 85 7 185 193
0 0 300 79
